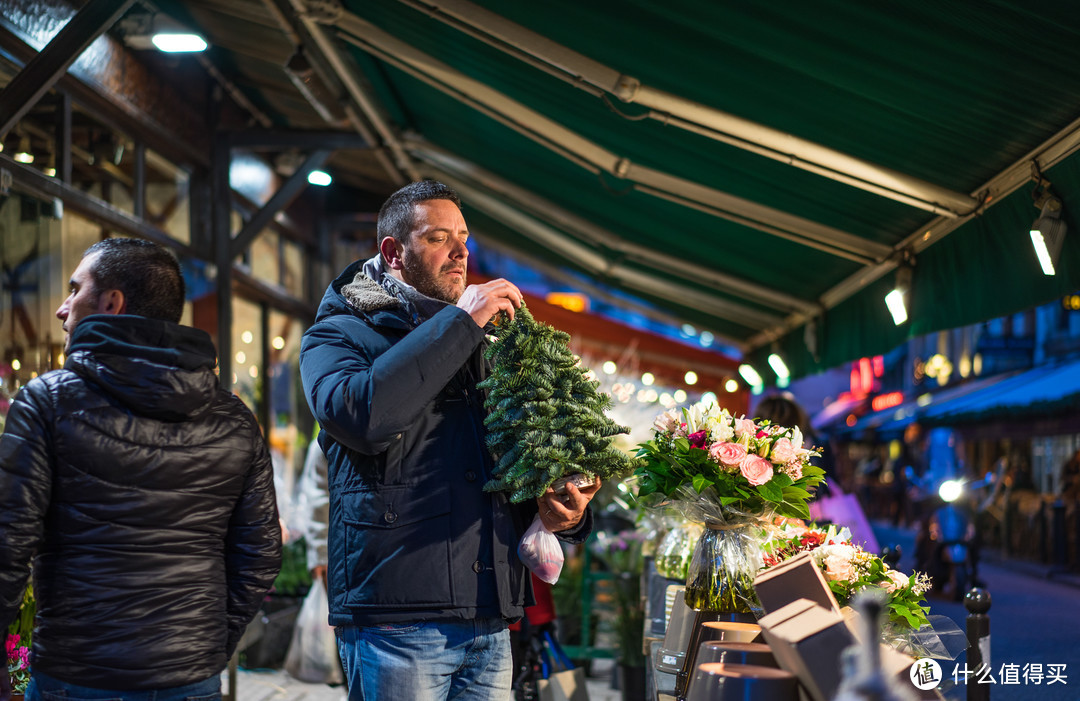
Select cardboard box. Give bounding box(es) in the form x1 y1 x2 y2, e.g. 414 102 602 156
758 599 856 701
753 551 840 615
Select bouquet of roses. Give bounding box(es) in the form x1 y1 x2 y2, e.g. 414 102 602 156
762 522 931 631
633 404 826 611
635 403 826 519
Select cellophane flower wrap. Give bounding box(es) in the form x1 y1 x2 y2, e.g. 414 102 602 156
760 521 963 658
634 404 825 612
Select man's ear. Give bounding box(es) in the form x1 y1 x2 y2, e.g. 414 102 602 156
380 236 405 271
97 289 126 315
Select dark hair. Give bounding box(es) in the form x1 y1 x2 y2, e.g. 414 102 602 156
754 393 811 435
84 238 185 323
377 180 461 245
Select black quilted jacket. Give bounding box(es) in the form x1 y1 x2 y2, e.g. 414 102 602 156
0 315 281 689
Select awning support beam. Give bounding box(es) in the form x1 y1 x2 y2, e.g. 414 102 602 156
0 0 136 138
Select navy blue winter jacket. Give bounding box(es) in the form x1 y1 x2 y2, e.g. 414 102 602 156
300 257 589 626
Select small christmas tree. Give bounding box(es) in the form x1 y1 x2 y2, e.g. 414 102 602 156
479 303 639 502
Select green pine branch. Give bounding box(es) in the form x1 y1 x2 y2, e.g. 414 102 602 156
478 303 639 502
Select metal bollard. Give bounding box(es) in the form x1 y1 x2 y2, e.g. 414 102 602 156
1038 500 1048 563
964 588 991 701
1052 499 1067 568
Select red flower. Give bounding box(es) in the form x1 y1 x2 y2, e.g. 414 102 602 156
688 430 708 448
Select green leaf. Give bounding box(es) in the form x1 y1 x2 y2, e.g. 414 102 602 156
772 472 793 488
757 480 783 503
692 474 714 493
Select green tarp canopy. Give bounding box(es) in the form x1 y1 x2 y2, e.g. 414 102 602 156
182 0 1080 381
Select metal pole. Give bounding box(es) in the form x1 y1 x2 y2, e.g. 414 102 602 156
1052 499 1067 568
964 588 991 701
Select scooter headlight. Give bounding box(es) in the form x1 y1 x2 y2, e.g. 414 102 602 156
939 479 964 503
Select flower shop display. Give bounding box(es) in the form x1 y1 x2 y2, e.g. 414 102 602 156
479 304 639 502
634 404 825 613
591 529 647 668
653 521 703 580
761 522 931 633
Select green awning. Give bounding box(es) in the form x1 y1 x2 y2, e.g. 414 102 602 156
326 0 1080 379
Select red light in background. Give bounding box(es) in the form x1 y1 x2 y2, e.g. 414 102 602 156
871 391 904 412
845 414 857 427
872 355 884 377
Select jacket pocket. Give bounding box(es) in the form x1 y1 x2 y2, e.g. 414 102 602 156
340 484 454 608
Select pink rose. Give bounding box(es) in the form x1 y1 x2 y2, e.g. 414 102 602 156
818 544 859 582
882 569 910 592
739 454 774 486
709 441 747 466
734 417 757 438
769 437 796 464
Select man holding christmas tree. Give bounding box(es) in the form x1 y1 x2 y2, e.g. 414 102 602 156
300 180 600 700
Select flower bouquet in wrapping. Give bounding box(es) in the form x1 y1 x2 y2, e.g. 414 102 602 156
761 522 964 658
633 404 825 612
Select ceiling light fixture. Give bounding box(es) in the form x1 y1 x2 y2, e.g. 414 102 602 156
13 134 33 164
885 252 914 325
308 170 332 186
1030 196 1066 276
738 363 763 389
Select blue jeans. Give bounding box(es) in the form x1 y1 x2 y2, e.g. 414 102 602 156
337 618 512 701
26 671 220 701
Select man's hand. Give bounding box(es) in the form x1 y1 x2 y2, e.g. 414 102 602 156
537 477 601 532
310 565 328 592
456 279 522 328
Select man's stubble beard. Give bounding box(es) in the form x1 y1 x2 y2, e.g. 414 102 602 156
401 254 466 304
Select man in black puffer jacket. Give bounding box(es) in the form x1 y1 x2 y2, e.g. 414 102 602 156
0 238 281 701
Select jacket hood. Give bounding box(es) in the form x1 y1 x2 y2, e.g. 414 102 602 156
316 254 452 325
65 315 220 421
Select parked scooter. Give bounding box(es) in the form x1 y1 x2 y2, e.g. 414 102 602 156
914 475 990 601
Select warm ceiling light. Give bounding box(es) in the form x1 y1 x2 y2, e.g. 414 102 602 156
241 330 253 344
235 351 246 365
13 135 33 164
151 33 208 52
673 389 687 403
725 378 739 393
272 336 286 350
602 361 617 375
684 371 698 385
641 372 655 386
1030 197 1066 276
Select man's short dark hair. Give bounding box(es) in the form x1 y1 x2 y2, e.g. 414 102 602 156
377 180 461 245
84 238 186 323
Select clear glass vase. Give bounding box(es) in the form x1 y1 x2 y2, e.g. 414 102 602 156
682 518 763 612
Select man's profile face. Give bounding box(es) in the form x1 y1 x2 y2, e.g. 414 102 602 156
56 253 111 353
399 199 470 304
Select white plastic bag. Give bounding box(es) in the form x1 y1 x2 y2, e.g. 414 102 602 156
284 582 344 684
518 513 565 585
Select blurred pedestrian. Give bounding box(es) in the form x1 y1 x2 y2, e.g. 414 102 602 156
0 238 281 701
